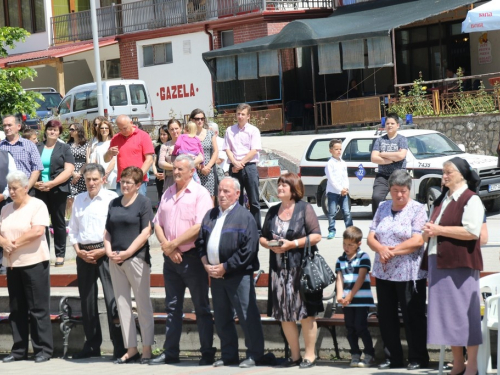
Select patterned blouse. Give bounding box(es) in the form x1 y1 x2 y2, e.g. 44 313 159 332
369 199 428 281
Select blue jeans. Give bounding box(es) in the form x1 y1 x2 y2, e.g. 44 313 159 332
115 181 148 196
327 192 353 233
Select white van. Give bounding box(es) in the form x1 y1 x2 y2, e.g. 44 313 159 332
54 79 153 124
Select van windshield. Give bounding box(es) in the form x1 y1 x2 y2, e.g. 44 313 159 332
130 84 147 105
109 86 128 106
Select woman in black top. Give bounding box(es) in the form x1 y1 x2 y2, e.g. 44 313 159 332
152 125 169 201
35 120 75 267
104 166 154 364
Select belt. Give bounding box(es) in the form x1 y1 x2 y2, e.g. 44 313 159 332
79 242 104 250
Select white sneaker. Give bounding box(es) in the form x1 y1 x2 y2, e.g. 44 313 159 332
350 354 361 367
358 354 375 368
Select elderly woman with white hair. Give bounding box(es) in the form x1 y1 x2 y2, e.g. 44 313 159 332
0 171 53 363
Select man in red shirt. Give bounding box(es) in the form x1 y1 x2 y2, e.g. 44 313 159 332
104 115 154 195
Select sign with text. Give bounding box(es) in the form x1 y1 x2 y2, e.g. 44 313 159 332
478 33 492 65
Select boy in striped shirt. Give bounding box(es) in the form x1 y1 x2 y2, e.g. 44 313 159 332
335 226 375 368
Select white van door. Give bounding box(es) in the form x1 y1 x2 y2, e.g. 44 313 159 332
107 83 152 122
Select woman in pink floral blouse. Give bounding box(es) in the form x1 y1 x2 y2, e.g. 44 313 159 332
367 170 428 371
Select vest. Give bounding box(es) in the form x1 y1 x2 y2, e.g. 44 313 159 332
0 150 8 194
421 188 483 271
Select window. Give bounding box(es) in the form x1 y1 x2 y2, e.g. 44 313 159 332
109 86 128 106
130 85 148 105
143 43 173 67
1 0 45 33
221 30 234 47
58 96 72 115
106 59 121 79
342 139 374 162
73 90 97 111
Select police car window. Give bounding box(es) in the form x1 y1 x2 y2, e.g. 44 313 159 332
343 139 374 162
306 139 331 162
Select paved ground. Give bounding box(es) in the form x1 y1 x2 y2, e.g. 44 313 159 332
0 357 446 375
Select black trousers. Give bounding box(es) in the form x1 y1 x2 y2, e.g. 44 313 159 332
155 178 164 202
229 163 261 230
343 306 374 356
375 278 429 365
7 261 53 359
211 274 264 361
76 255 125 357
35 189 69 258
372 173 390 216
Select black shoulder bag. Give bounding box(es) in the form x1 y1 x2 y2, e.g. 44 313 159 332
299 236 335 301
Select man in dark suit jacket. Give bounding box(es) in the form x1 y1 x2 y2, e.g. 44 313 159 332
197 177 264 368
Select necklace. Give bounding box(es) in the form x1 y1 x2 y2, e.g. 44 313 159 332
279 203 294 220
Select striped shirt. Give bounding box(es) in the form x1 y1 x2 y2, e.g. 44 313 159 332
335 249 375 307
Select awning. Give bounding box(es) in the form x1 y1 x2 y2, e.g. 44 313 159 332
0 37 117 68
203 0 479 62
462 0 500 32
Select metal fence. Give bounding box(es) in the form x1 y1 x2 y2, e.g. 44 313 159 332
51 0 333 45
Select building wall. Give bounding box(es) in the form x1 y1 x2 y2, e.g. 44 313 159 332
469 30 500 88
135 32 213 120
213 21 288 49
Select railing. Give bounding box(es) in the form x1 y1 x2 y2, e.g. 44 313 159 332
51 0 333 45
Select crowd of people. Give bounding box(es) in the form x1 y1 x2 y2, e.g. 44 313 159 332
0 109 487 374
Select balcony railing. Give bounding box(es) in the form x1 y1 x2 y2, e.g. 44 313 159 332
51 0 333 45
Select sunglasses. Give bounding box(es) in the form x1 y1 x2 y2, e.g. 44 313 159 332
69 128 76 131
193 117 205 121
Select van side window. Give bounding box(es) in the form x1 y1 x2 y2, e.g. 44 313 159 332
58 96 72 115
74 91 90 111
110 86 128 106
130 84 147 105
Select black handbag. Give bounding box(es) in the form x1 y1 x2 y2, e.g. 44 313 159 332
299 236 335 300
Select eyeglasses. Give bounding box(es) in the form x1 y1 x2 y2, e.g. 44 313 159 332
121 180 137 186
69 128 76 132
193 117 205 121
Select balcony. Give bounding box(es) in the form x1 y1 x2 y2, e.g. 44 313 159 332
51 0 333 45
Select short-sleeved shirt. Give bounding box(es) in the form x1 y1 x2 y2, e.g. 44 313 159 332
335 249 375 307
1 197 50 268
153 179 213 252
370 199 428 281
172 134 204 160
372 134 408 176
109 128 154 182
222 123 261 164
0 137 43 178
105 194 153 265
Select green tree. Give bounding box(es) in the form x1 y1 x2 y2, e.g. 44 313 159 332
0 27 42 117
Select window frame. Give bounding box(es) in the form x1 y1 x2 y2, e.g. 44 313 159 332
143 42 173 67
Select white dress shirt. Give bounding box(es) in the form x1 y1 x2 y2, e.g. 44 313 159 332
206 202 237 265
2 153 17 198
325 156 349 195
68 187 118 245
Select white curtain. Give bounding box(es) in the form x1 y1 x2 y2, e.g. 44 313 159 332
216 56 236 82
318 42 341 75
259 50 279 77
238 53 258 80
342 39 365 70
367 36 393 68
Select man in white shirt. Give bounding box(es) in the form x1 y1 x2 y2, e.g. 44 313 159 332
68 163 125 360
197 177 264 368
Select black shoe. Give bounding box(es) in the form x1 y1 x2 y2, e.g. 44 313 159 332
140 357 151 365
239 358 256 368
281 357 302 367
72 349 101 359
55 259 65 267
34 356 50 363
3 354 27 363
213 358 240 367
408 362 429 370
199 356 215 366
378 360 404 370
149 352 180 365
299 359 316 369
114 352 140 364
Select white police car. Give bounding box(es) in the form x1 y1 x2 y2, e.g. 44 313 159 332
299 129 500 217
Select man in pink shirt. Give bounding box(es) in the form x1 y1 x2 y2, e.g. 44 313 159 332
104 115 154 196
150 154 215 366
223 103 262 229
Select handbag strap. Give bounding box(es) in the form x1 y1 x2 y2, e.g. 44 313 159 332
304 235 311 257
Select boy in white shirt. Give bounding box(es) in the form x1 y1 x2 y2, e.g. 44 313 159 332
325 139 353 239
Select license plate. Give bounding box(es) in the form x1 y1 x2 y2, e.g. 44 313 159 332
489 183 500 192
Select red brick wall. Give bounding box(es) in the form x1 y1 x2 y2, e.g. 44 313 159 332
119 40 139 79
213 20 288 50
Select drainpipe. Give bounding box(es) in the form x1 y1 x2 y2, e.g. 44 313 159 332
205 24 216 116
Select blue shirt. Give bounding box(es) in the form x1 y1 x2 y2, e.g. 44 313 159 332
0 136 43 178
335 249 375 307
41 148 53 182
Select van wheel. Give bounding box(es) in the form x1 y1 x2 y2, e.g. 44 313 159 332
485 198 500 213
426 186 441 209
321 192 350 220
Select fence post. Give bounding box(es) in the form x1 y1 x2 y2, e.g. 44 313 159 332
432 89 440 115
